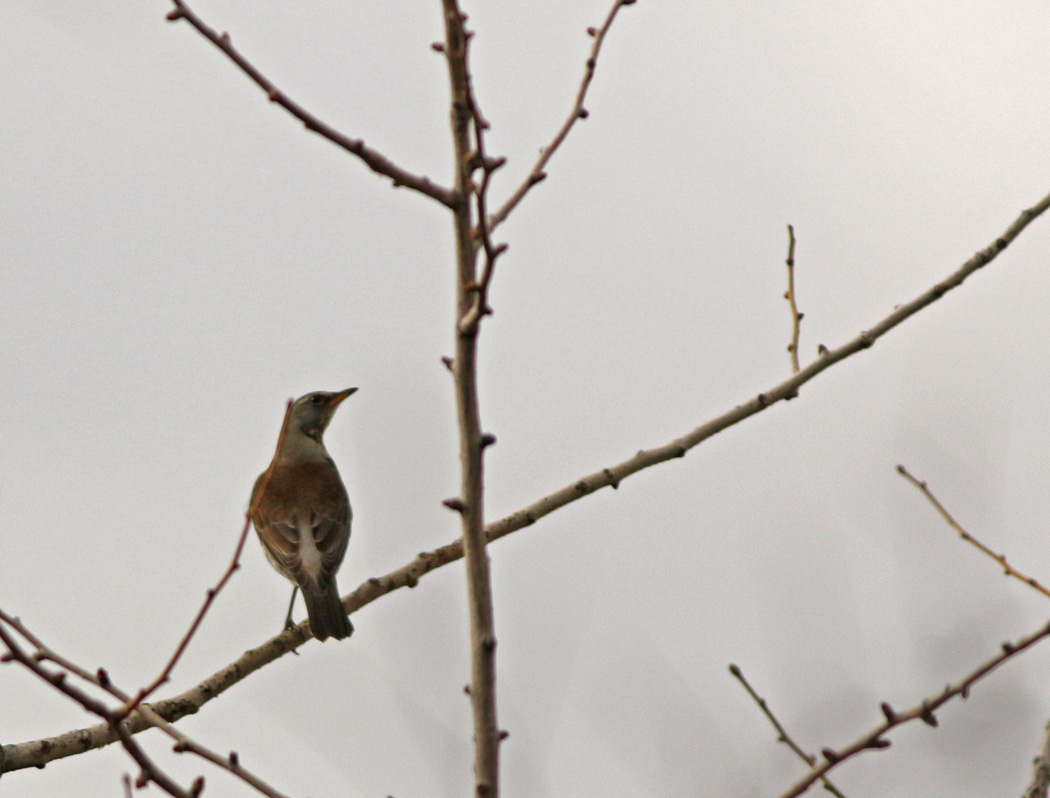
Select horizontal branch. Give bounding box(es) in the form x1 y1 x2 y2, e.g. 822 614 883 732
166 0 457 209
4 188 1049 773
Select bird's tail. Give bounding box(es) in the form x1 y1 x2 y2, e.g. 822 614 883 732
304 583 354 641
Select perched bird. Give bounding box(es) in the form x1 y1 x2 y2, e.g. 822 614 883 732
250 389 357 641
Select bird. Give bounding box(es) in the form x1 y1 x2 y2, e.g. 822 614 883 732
250 389 357 641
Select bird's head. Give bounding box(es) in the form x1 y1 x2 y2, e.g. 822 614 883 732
289 388 357 442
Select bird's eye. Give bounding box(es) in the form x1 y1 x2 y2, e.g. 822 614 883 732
310 395 324 404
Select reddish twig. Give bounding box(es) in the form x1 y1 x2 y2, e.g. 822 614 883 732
120 399 294 717
897 465 1050 600
487 0 635 232
0 621 193 798
165 0 456 209
780 617 1050 798
0 610 287 798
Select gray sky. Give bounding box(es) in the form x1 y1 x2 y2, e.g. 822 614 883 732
3 2 1050 796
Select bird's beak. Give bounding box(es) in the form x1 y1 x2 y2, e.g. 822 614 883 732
331 387 358 406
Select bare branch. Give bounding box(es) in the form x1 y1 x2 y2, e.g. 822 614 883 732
439 2 502 796
0 620 193 798
482 190 1050 538
728 664 847 798
897 465 1050 600
458 24 508 336
779 617 1050 798
0 611 288 798
784 224 803 373
4 190 1050 775
164 0 456 208
487 0 633 231
1025 719 1050 798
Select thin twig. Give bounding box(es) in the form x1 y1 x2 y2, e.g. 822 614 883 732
897 465 1050 600
487 0 634 232
0 611 288 798
164 0 456 209
459 27 508 336
779 617 1050 798
0 622 193 798
5 190 1050 774
728 664 847 798
120 400 295 717
784 224 803 373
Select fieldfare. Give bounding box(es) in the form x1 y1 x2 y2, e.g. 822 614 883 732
250 389 356 641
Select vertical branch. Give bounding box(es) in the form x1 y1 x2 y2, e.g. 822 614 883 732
784 224 803 373
1025 719 1050 798
439 2 501 796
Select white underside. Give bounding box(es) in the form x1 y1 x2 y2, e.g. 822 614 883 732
298 520 323 588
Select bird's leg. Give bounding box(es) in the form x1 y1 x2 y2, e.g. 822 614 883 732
284 586 299 630
283 586 302 655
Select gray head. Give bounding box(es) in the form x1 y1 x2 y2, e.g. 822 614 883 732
289 388 357 442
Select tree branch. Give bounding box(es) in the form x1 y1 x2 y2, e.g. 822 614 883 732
4 189 1049 775
1025 719 1050 798
0 611 287 798
897 464 1050 600
729 664 847 798
0 620 194 798
779 617 1050 798
438 1 502 795
486 0 634 232
164 0 456 209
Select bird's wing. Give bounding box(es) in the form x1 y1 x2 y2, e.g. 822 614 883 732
312 511 350 589
251 461 351 591
250 471 304 578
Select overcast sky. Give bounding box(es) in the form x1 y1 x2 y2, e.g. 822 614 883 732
4 2 1050 797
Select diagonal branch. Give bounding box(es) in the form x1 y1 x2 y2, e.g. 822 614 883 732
0 620 194 798
0 610 288 798
729 664 847 798
165 0 456 209
779 617 1050 798
4 188 1050 774
897 464 1050 600
487 0 634 232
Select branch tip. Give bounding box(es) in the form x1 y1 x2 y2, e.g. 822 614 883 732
442 497 467 513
